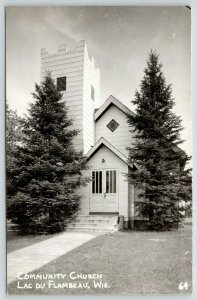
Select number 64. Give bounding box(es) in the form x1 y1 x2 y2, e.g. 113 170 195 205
179 282 188 290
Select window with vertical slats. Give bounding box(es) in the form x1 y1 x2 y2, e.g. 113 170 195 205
92 171 102 194
106 170 117 193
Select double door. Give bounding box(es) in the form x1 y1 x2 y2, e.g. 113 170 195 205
90 169 118 212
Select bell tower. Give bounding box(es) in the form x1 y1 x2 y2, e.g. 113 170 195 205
40 40 100 153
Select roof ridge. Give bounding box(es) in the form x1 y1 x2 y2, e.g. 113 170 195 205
94 95 135 121
86 137 133 168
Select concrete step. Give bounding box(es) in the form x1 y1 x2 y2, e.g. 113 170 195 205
65 227 115 233
66 223 117 229
73 219 116 224
74 215 118 219
65 214 118 233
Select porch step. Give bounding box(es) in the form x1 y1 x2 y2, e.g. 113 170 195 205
66 223 117 229
73 214 118 219
65 227 115 233
73 219 115 224
65 214 118 233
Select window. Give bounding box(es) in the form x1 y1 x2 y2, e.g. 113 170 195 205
106 170 117 193
91 85 95 100
57 77 66 91
92 171 102 194
107 119 119 132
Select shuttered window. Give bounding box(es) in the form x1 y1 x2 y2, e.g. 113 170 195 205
57 77 66 91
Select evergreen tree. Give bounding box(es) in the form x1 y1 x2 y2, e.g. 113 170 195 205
7 74 88 233
6 105 24 195
6 105 23 152
127 51 192 230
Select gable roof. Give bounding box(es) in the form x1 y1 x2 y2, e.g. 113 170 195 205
86 137 134 168
94 95 135 122
94 95 186 160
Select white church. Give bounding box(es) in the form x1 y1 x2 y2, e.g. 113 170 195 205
40 41 156 231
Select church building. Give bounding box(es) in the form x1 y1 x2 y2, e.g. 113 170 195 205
40 41 149 231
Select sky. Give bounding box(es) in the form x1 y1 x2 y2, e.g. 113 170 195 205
6 6 191 157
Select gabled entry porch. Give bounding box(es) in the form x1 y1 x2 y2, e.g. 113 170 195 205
78 138 135 226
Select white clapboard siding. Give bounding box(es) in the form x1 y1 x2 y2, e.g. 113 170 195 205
41 70 83 80
41 57 84 68
78 145 129 219
41 41 100 153
95 104 133 157
83 43 100 154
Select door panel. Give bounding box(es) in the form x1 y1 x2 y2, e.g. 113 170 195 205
90 170 103 212
90 169 118 212
92 171 102 194
104 169 118 212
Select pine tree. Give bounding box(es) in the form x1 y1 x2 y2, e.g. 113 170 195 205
7 73 88 234
127 51 192 230
6 105 24 196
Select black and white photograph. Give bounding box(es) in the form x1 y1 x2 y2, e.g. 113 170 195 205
6 5 192 295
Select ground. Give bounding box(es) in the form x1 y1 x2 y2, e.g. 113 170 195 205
7 231 60 253
7 225 192 295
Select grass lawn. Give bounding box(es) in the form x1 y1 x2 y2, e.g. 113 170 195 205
7 225 192 295
7 230 59 253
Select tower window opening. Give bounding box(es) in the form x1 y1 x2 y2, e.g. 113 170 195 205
57 77 66 91
91 85 95 100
